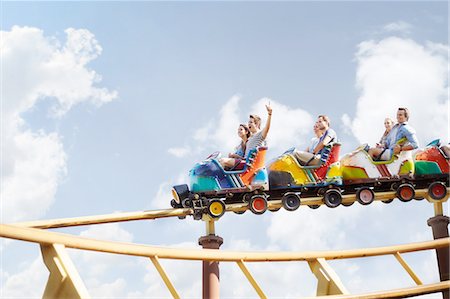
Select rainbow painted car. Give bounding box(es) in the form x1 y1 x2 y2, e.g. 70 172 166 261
171 147 270 218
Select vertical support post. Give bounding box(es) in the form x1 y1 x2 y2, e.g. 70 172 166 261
307 258 349 296
198 218 223 299
40 244 90 299
427 212 449 299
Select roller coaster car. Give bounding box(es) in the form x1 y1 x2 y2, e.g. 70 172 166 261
414 139 449 202
171 147 269 218
340 144 415 203
267 143 343 209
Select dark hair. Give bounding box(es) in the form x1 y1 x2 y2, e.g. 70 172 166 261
318 115 330 127
239 124 251 138
398 107 410 120
249 114 261 129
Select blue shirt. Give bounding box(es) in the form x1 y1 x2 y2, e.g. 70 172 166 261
386 122 419 150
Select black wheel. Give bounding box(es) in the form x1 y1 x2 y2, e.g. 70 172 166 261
323 189 342 208
170 199 178 208
172 184 190 204
356 187 375 205
282 193 301 211
182 198 193 208
268 206 281 212
249 195 268 215
342 201 354 207
397 183 415 202
308 205 320 209
428 182 447 201
207 199 226 218
233 210 246 215
382 199 394 204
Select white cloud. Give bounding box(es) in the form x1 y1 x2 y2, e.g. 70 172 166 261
250 98 314 157
168 146 191 158
1 26 117 222
1 256 47 297
343 37 448 146
383 21 413 34
172 95 314 161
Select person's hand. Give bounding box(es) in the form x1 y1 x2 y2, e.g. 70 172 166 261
393 144 402 154
266 104 272 116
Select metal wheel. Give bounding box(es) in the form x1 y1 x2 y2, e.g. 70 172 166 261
282 193 301 211
323 189 342 208
207 199 226 218
170 199 178 208
268 206 281 212
396 183 415 202
308 205 320 209
356 187 375 205
182 198 193 208
428 182 447 201
249 195 268 215
233 210 246 215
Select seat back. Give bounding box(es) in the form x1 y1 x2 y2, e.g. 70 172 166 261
315 143 341 179
239 147 268 185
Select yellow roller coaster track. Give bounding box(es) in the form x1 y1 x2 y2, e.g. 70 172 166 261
1 187 449 299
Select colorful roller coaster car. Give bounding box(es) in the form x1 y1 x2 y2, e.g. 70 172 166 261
171 147 270 219
267 142 343 209
414 140 449 202
340 139 449 205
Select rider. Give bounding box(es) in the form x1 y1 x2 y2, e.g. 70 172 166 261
219 104 272 169
219 124 251 169
368 108 419 160
294 115 337 166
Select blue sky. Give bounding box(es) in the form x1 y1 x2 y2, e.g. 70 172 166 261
1 1 449 298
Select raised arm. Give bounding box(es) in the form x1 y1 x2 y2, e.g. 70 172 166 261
261 104 272 140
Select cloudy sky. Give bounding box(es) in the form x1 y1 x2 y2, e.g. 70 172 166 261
1 1 448 298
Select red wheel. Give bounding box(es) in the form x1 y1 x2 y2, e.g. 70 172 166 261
356 187 374 205
397 183 415 202
428 182 447 200
249 195 268 215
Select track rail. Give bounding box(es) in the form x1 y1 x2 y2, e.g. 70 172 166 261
1 224 449 261
12 188 448 229
1 224 449 298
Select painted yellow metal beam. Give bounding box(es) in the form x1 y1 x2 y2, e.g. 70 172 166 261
303 280 450 299
14 208 193 229
11 188 448 230
150 256 180 299
41 244 90 299
236 260 267 299
393 252 423 285
1 224 448 262
308 258 349 296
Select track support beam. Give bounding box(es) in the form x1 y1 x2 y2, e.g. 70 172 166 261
41 244 90 299
308 258 349 296
427 214 450 299
237 260 267 299
199 218 223 299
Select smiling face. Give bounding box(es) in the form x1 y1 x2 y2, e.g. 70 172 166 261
316 116 329 130
238 125 249 139
384 118 394 130
248 115 260 133
397 109 408 123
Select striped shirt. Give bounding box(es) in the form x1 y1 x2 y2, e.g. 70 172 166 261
244 131 266 157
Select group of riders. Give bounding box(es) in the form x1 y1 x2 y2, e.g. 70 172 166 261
219 105 448 170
